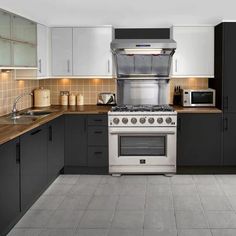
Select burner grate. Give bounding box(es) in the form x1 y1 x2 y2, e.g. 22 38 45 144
111 105 174 112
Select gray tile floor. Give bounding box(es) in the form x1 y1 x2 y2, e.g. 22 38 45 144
7 174 236 236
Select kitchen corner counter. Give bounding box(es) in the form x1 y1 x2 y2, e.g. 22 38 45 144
0 105 112 145
173 106 222 113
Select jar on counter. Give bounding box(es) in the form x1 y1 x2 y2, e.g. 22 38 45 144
69 94 76 105
61 94 68 106
77 94 84 105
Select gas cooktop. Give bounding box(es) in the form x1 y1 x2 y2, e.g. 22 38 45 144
111 104 174 112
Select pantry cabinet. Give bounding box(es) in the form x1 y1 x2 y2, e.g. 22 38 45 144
51 27 73 76
171 26 214 78
73 27 114 77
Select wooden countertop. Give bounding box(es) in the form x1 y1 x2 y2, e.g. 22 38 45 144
0 105 111 145
0 105 222 145
173 106 222 113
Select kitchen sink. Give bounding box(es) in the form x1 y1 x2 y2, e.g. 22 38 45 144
0 110 54 125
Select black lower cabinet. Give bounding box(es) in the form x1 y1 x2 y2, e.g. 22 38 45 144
65 115 87 167
223 113 236 165
0 138 20 236
47 116 65 182
177 113 222 167
20 125 47 211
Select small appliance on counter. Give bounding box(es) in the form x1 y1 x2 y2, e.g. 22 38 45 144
34 87 51 107
173 86 182 105
181 88 216 107
97 93 116 105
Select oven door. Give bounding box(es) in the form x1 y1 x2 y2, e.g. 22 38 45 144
109 127 176 166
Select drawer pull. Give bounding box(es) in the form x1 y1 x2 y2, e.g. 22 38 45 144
94 119 103 122
94 151 103 155
31 129 42 135
94 131 103 134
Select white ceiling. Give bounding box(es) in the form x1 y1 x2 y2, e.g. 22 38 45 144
1 0 236 27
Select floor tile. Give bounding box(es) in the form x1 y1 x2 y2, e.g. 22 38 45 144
88 195 118 210
15 210 54 228
175 210 208 229
111 210 144 229
147 175 171 185
79 210 114 228
196 184 224 196
178 229 212 236
69 183 98 196
31 195 65 210
43 184 73 196
57 195 92 210
77 229 109 236
146 184 172 196
216 175 236 185
200 195 232 211
226 195 236 210
144 210 176 229
221 184 236 196
211 229 236 236
116 195 145 210
54 175 80 185
193 175 217 185
206 211 236 228
121 175 147 184
39 229 76 236
7 228 43 236
172 184 197 196
171 175 194 185
46 210 84 228
95 183 121 196
108 229 143 236
173 195 203 211
100 176 122 184
120 183 146 196
77 175 102 185
144 229 177 236
146 196 174 210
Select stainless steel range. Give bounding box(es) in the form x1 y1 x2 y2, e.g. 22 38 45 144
108 105 177 175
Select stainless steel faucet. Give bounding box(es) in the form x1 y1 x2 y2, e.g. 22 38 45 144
12 92 33 118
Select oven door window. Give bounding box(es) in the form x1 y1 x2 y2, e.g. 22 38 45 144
191 92 213 104
119 136 166 156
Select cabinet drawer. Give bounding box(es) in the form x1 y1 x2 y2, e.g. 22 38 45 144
88 126 108 146
88 147 108 167
87 115 107 126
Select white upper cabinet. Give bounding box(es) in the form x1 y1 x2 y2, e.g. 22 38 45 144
171 26 214 78
0 11 11 39
51 27 73 76
73 26 114 77
37 24 50 77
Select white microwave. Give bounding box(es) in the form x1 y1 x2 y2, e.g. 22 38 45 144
181 89 216 107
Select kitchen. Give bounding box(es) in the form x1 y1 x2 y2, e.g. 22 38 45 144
0 1 236 236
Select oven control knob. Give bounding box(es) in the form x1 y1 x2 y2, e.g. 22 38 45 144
122 118 128 124
166 117 172 124
157 117 163 124
131 118 137 124
113 118 120 124
140 117 146 124
148 117 155 124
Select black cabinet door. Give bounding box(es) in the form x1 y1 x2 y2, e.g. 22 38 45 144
88 126 108 146
88 147 108 167
223 113 236 165
223 23 236 113
47 116 65 182
0 138 20 235
20 125 47 211
177 113 222 166
65 115 87 166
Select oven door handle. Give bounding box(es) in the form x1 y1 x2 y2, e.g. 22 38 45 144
109 131 176 135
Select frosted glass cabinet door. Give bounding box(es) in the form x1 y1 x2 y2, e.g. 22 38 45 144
0 10 11 39
13 42 36 67
12 15 36 44
0 39 11 66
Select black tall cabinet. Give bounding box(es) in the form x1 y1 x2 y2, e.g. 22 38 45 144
210 22 236 165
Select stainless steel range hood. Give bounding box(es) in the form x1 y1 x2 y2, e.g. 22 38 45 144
111 39 176 78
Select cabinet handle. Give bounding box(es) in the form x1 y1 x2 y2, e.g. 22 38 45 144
94 131 103 134
94 119 103 122
223 96 229 110
31 129 42 136
94 151 103 155
108 60 110 73
175 59 178 73
38 59 42 73
67 60 70 73
223 118 228 131
49 125 53 141
16 142 20 164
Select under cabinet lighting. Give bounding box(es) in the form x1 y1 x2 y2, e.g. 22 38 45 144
124 48 163 55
